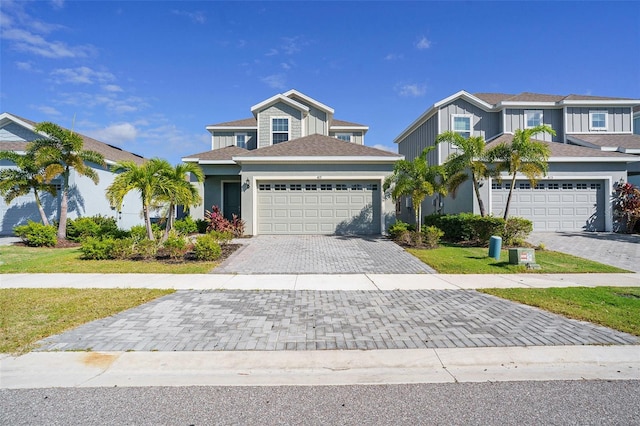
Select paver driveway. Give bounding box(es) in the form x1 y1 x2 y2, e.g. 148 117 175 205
528 232 640 273
215 235 435 274
36 289 638 352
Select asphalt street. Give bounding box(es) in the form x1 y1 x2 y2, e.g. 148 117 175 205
2 381 640 425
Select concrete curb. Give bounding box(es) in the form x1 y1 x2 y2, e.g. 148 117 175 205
2 346 638 388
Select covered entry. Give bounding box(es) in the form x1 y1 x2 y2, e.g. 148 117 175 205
257 180 381 235
491 179 605 231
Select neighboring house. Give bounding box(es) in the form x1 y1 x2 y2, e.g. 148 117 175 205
394 91 640 232
182 89 402 235
0 112 146 235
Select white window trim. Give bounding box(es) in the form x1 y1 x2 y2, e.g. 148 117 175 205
336 132 352 142
589 110 608 131
451 114 472 139
234 132 247 148
525 110 543 128
270 116 290 145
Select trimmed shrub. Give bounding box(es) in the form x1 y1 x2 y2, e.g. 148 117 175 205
421 225 444 249
111 238 136 260
470 216 505 245
173 217 198 235
208 230 234 246
502 217 533 246
133 238 159 260
387 220 415 240
427 213 475 242
195 219 208 234
193 234 222 261
161 232 188 260
13 222 57 247
67 215 121 242
80 237 115 260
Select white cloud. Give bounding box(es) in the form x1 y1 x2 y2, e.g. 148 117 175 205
397 83 427 97
265 48 278 56
384 53 403 61
416 36 431 50
281 62 291 70
15 61 40 72
2 28 96 59
88 122 138 145
370 143 396 154
34 105 62 116
103 84 123 92
171 10 206 24
51 66 115 84
50 0 65 10
261 74 286 89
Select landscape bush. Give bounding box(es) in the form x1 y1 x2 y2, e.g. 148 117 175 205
67 215 123 242
195 219 208 234
173 217 198 235
387 220 415 240
205 205 245 237
160 231 189 260
421 225 445 249
80 237 115 260
502 217 533 246
110 238 136 260
424 213 532 246
193 234 222 261
14 222 57 247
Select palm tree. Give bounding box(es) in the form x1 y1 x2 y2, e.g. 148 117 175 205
436 131 492 217
487 125 555 219
0 150 58 226
28 122 105 240
158 162 204 241
383 146 447 232
106 158 174 240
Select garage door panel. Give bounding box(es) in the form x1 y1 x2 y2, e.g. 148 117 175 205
257 181 380 235
492 180 604 231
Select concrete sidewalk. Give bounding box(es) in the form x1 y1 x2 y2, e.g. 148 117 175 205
2 272 640 290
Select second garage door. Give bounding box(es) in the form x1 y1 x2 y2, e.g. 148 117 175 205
257 181 381 235
491 179 605 231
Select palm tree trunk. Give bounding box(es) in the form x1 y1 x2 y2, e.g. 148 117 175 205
472 178 486 217
33 190 50 226
57 171 70 241
143 204 154 240
503 174 517 220
161 203 175 242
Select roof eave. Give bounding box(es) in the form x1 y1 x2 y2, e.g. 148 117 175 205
560 100 640 106
206 126 257 131
233 155 402 164
250 94 310 115
282 89 335 114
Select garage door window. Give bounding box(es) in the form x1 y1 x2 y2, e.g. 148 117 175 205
305 184 317 191
321 184 332 191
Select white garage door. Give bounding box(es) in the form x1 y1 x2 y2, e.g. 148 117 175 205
491 180 604 231
257 181 381 235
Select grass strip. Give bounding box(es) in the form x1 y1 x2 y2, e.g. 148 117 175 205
480 286 640 336
0 288 174 354
0 246 220 274
408 245 629 274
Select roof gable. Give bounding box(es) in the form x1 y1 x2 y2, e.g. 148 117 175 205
250 94 309 116
0 112 145 165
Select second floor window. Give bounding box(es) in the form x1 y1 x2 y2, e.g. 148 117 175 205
589 111 608 131
336 133 352 142
235 133 247 148
272 117 289 144
452 115 471 139
525 110 543 128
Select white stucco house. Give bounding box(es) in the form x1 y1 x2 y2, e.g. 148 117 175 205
394 91 640 232
182 90 402 235
0 112 146 235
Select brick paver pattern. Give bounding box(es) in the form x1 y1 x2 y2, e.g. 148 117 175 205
214 235 436 274
36 290 637 352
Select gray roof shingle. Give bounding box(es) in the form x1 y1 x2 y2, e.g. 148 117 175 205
568 134 640 151
183 145 248 161
235 134 400 158
207 117 257 128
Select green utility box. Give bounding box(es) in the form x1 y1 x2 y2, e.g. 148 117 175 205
508 248 540 269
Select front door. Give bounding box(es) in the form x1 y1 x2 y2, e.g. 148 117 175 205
223 182 241 221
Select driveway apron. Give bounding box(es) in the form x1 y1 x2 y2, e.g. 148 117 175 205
215 235 435 274
35 289 638 352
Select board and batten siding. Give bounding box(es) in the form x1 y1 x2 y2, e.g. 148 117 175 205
634 115 640 135
306 107 328 135
503 109 563 142
397 113 439 165
439 99 501 142
257 103 303 148
212 131 257 150
565 107 632 133
0 122 40 142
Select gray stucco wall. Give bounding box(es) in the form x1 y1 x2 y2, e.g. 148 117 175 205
257 103 303 147
566 107 632 133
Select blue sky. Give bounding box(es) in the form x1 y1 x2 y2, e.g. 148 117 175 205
2 1 639 164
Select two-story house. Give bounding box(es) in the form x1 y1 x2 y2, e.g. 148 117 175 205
394 91 640 232
0 112 146 235
183 90 402 236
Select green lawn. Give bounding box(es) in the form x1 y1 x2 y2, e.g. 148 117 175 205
407 245 629 274
0 288 174 353
0 245 221 274
481 286 640 336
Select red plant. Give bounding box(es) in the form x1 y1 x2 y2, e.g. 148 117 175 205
613 182 640 233
204 205 245 237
